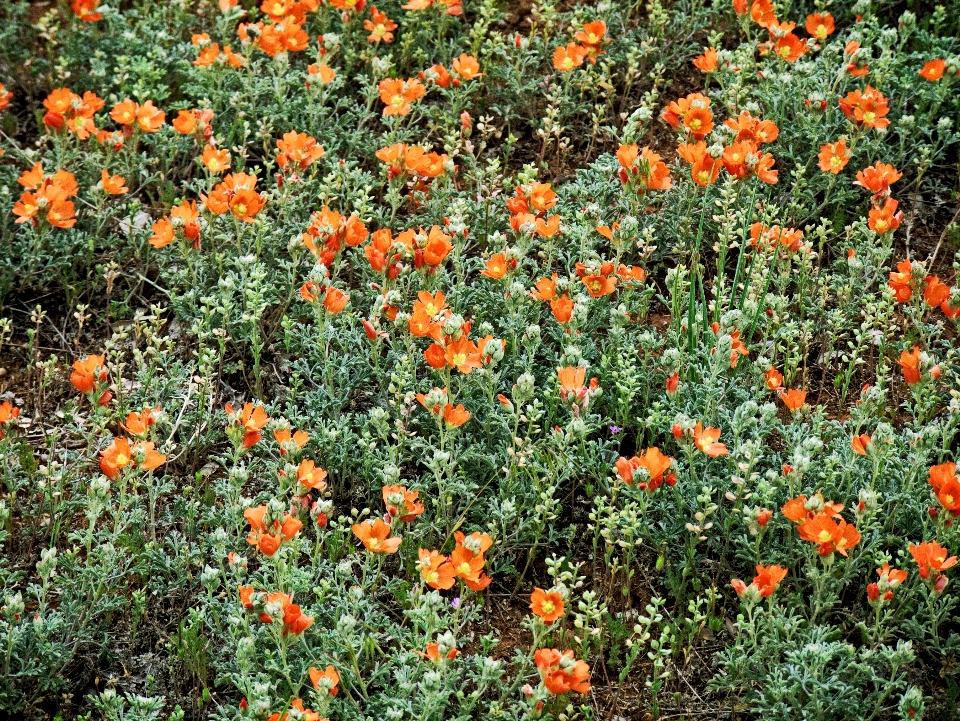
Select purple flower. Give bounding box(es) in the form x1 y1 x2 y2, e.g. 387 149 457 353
609 425 623 435
451 596 461 609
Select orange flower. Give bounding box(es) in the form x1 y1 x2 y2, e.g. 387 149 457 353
550 296 574 323
693 423 728 457
229 188 264 223
535 215 561 238
851 434 872 456
797 512 861 557
448 544 486 584
838 86 890 129
419 640 460 662
482 253 509 279
531 274 558 301
273 428 313 456
805 12 834 40
527 183 557 212
100 169 128 195
352 518 401 553
442 403 471 427
323 287 349 314
245 505 303 556
731 564 787 599
723 112 779 145
308 665 340 696
201 145 231 174
307 63 337 85
780 388 806 412
774 33 807 62
935 476 960 516
530 587 565 624
910 541 957 584
0 401 19 440
553 42 587 71
418 549 456 589
764 367 783 391
749 0 777 28
888 260 915 302
929 462 958 494
14 166 80 229
378 78 426 116
194 43 221 67
150 200 201 249
226 401 270 448
445 337 482 374
100 437 166 479
382 484 424 521
919 59 946 82
662 92 711 128
296 459 328 492
534 648 591 695
818 140 850 174
923 275 950 308
72 0 103 21
616 145 672 192
899 346 920 386
451 53 482 80
691 152 722 187
276 130 325 171
0 84 11 112
580 273 616 298
558 366 586 399
134 101 165 133
868 198 902 235
575 21 606 61
70 354 108 395
173 110 198 134
616 446 674 490
422 225 453 266
855 162 902 197
781 493 844 523
203 172 260 215
122 407 160 437
692 48 718 73
364 6 398 43
927 462 957 493
424 343 447 369
683 106 714 139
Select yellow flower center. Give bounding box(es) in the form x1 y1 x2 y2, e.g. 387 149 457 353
863 111 876 123
456 562 471 575
234 203 247 216
368 538 380 549
689 118 702 130
452 353 467 367
817 530 833 543
116 453 130 467
541 599 555 614
875 219 888 232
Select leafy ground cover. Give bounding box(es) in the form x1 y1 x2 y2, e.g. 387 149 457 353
1 0 960 719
